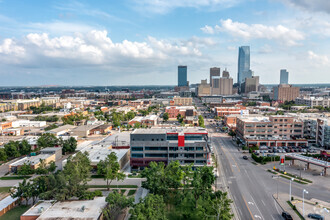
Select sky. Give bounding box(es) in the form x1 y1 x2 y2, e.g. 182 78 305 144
0 0 330 86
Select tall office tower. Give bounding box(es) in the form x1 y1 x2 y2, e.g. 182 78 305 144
237 46 250 85
222 69 229 78
280 69 289 84
241 76 259 94
219 76 233 95
178 65 188 87
210 67 220 87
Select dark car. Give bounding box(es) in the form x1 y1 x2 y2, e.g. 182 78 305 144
282 211 293 220
242 156 248 160
308 213 324 220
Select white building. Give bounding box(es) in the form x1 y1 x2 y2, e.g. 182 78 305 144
11 120 46 128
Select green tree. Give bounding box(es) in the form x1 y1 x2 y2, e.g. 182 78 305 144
35 159 49 175
62 137 77 155
0 148 7 161
191 166 215 208
62 152 91 198
18 140 31 156
11 179 32 205
48 161 57 173
17 163 35 175
177 114 184 123
130 194 167 220
162 112 169 121
133 122 141 129
125 111 136 121
141 162 168 196
4 141 20 158
103 192 134 220
198 115 205 128
37 133 59 149
97 152 125 191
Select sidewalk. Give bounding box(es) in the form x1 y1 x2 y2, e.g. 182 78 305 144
273 193 300 219
274 193 330 220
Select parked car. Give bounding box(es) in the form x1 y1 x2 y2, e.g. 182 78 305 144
282 211 293 220
243 156 248 160
307 213 324 220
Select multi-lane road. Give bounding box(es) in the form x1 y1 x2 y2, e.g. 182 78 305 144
195 100 330 220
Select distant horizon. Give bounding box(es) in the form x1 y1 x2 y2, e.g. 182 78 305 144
0 1 329 85
0 83 330 89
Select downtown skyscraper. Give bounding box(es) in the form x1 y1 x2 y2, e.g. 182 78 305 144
237 46 251 85
178 65 188 86
280 69 289 84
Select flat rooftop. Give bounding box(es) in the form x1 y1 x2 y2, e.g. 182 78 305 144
10 154 53 167
47 124 76 133
22 200 54 217
132 127 207 134
37 197 107 220
238 115 270 123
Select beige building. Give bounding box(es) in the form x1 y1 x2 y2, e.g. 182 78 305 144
197 79 211 97
219 76 233 95
236 115 307 147
273 84 300 102
172 96 192 106
210 67 220 87
242 76 259 94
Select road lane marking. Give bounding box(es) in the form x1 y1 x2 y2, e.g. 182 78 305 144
249 195 265 220
243 196 255 220
216 138 240 172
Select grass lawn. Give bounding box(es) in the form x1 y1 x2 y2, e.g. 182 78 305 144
0 187 12 193
0 176 31 180
0 205 31 220
127 190 136 196
87 185 138 189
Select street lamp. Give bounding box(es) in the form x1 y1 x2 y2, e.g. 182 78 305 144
272 175 280 199
289 178 294 201
303 189 308 217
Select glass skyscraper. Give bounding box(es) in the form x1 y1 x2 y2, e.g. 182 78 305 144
237 46 251 84
178 65 188 86
280 69 289 84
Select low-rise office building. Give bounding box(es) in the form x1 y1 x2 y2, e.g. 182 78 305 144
316 118 330 149
295 96 330 108
130 127 211 170
21 197 107 220
236 115 308 147
214 106 247 117
9 154 55 173
129 115 158 127
165 106 197 119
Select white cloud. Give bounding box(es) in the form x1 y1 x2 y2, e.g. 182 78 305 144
308 51 329 66
131 0 239 14
0 30 203 68
203 19 305 46
283 0 330 14
201 25 215 34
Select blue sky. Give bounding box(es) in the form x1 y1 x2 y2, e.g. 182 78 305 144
0 0 329 86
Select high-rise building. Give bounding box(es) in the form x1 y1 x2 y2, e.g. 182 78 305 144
222 70 229 78
237 46 250 85
178 65 188 87
219 76 233 95
280 69 289 84
197 79 211 97
211 70 233 95
210 67 220 87
241 76 259 94
273 84 300 102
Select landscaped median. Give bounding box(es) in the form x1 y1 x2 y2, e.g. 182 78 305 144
0 175 32 180
287 200 305 220
267 169 312 185
87 185 138 189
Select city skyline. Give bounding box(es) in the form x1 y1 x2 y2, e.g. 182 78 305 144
0 0 330 86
